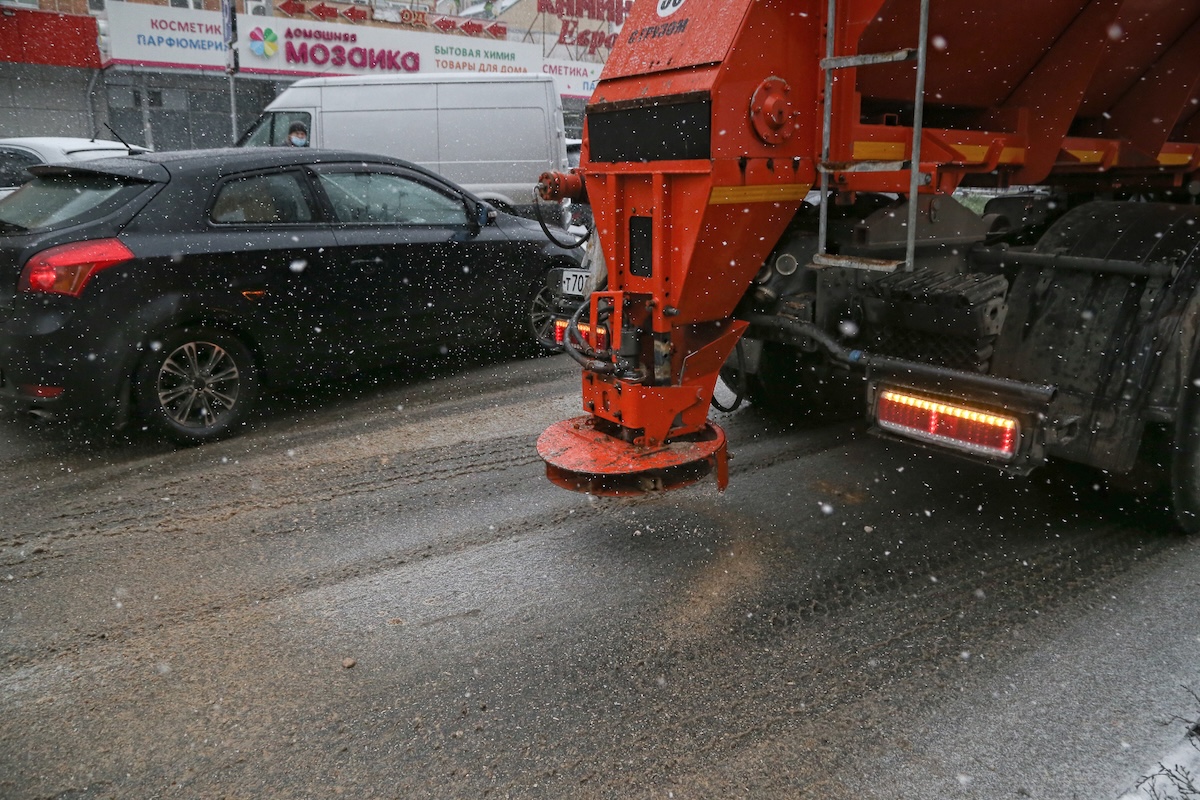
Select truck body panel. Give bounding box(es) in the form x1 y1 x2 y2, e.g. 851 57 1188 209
534 0 1200 525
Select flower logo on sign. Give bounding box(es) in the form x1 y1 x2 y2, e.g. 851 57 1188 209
249 27 278 59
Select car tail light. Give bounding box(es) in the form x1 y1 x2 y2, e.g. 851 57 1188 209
554 318 609 351
876 388 1018 460
19 384 64 399
20 239 134 297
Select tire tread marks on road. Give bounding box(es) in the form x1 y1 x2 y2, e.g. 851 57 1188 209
0 433 623 670
1 434 541 561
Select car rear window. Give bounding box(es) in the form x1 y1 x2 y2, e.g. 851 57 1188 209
0 173 147 232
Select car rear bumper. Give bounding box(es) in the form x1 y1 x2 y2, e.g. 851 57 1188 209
0 313 132 424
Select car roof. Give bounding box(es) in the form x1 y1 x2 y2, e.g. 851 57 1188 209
0 137 150 156
134 147 396 168
27 147 463 191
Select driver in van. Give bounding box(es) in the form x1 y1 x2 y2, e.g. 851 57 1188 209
286 121 308 147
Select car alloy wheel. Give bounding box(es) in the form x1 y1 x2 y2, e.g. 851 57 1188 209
529 282 563 354
136 327 258 444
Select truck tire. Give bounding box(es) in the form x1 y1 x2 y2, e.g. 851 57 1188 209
719 344 786 412
722 341 860 420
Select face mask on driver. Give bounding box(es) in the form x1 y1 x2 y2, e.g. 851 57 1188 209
289 134 307 146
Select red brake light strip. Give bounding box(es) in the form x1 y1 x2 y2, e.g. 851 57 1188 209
876 389 1018 460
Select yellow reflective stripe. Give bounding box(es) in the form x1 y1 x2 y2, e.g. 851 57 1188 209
852 141 903 160
1065 148 1105 165
708 184 812 204
853 141 1028 164
951 144 1026 163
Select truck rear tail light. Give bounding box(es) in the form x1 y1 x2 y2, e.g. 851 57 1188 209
554 318 609 351
876 388 1018 460
20 238 134 297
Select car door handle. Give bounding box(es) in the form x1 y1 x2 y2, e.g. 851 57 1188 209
349 258 383 277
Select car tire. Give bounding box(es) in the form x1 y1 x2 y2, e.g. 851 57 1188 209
527 282 564 356
135 327 259 445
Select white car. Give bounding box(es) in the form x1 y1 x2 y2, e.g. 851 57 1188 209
0 137 151 198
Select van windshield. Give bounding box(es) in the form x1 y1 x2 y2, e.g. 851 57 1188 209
239 112 313 147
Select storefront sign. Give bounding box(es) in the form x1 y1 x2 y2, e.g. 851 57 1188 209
104 3 600 97
536 0 631 54
536 0 633 24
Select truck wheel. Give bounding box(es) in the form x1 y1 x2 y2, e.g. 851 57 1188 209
135 327 259 445
725 342 859 419
720 342 802 413
1170 354 1200 533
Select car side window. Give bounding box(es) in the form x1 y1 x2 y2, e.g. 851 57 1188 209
211 172 313 224
316 171 468 226
0 148 42 188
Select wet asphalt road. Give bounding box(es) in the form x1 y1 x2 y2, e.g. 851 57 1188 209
1 353 1198 799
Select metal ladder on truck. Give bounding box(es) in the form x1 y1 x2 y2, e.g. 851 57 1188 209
814 0 931 273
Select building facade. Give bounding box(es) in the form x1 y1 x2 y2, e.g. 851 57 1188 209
0 0 617 147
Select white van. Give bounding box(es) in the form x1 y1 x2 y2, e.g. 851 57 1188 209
239 73 569 220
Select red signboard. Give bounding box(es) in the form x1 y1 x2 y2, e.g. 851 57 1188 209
0 8 102 69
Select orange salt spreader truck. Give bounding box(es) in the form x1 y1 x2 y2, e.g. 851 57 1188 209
533 0 1200 529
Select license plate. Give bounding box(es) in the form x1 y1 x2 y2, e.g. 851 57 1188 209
560 268 589 297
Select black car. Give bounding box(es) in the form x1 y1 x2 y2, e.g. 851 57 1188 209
0 147 580 444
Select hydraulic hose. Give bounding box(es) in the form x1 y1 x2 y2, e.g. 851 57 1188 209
533 185 592 250
563 296 615 374
742 313 1056 405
